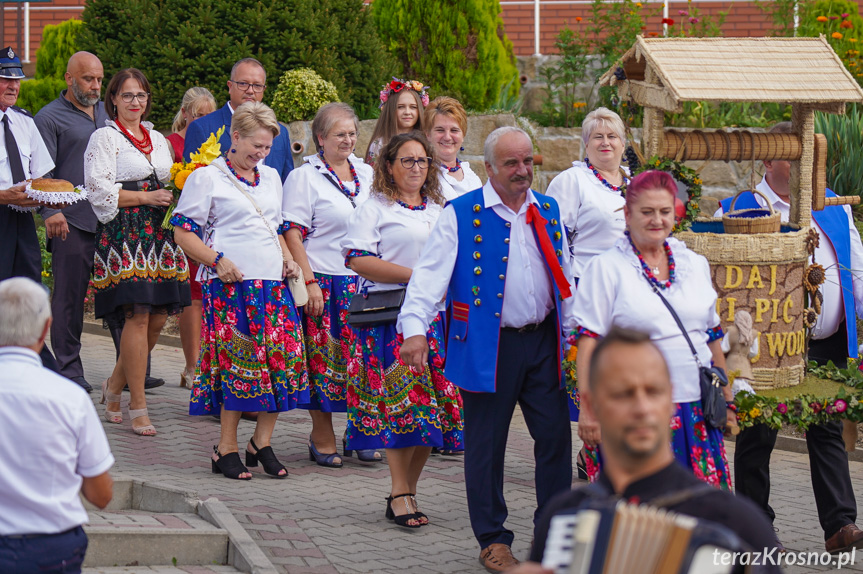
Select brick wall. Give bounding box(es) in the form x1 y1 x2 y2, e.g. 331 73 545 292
10 0 863 63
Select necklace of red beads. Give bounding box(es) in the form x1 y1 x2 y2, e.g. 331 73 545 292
115 120 153 155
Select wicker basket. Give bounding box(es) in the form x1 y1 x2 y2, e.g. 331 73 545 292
722 189 781 234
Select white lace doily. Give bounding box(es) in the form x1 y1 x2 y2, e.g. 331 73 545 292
25 181 88 205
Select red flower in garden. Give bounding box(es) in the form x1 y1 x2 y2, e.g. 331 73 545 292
842 20 854 29
662 18 675 25
649 31 659 37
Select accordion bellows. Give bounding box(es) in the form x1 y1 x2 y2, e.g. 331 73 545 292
542 500 743 574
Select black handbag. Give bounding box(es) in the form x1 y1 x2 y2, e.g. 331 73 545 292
649 284 729 429
346 288 406 327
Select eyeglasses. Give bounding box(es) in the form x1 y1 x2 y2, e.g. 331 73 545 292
398 156 433 170
119 92 149 103
331 131 358 141
231 80 266 93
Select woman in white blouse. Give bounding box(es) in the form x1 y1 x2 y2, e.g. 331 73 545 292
547 106 630 281
341 132 463 529
424 96 482 200
172 103 306 481
282 103 377 468
572 170 734 489
85 68 190 437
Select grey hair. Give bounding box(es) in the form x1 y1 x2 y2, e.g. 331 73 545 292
483 126 531 173
581 107 626 145
0 278 51 347
231 57 265 81
312 102 359 153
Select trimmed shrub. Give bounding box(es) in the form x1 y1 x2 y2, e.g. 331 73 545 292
373 0 518 111
17 78 66 115
271 68 339 123
35 19 82 80
77 0 392 128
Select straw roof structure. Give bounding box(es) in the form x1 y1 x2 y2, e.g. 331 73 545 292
599 36 863 112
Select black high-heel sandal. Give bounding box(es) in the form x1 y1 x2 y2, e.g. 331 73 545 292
385 494 422 529
410 494 429 525
343 437 382 463
211 446 251 480
245 438 288 478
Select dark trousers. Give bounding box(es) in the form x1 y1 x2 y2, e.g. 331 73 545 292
49 226 95 379
462 316 573 549
0 526 87 574
734 325 857 539
0 206 60 373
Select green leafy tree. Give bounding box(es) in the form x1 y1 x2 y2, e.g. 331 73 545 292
16 18 81 114
271 68 339 123
373 0 518 111
77 0 391 128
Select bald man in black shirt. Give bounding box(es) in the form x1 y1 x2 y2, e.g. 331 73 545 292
513 327 782 574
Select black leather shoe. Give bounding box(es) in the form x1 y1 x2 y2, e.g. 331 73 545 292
123 376 166 391
70 376 93 393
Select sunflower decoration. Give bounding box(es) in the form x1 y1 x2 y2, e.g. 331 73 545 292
813 290 824 315
803 307 819 328
806 227 820 256
803 263 826 294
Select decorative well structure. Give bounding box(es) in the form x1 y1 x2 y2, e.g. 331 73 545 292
600 36 863 390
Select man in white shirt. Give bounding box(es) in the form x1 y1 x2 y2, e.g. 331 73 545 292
0 277 114 573
400 127 576 572
715 122 863 553
0 47 59 373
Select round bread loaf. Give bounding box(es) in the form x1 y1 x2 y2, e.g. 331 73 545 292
30 178 75 192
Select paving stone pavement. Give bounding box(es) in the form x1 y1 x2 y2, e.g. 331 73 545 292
74 331 863 574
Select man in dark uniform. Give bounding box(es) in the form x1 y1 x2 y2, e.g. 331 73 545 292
0 47 58 372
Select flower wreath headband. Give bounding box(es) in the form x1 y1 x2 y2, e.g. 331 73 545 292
379 77 430 108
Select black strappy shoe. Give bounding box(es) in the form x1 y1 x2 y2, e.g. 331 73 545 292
245 438 288 478
385 494 422 529
211 446 251 480
410 494 429 525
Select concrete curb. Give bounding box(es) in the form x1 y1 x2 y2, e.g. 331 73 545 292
199 498 279 574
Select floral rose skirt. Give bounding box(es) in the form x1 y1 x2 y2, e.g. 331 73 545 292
189 279 308 414
583 399 731 490
299 273 357 413
344 316 464 451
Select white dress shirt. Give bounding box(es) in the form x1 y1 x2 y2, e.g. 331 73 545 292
398 180 578 339
282 153 372 276
175 158 286 282
84 120 173 224
546 160 627 279
714 177 863 339
0 347 114 535
573 237 721 403
438 161 483 201
0 106 54 187
340 193 444 293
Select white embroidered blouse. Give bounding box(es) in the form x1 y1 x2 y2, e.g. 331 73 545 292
84 120 173 224
281 153 373 276
438 161 484 201
573 237 721 403
546 161 628 279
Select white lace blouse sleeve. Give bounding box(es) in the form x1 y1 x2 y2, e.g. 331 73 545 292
84 128 122 224
571 252 618 336
340 198 383 260
282 164 315 230
174 167 215 229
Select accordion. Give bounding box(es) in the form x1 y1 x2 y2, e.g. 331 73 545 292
541 499 745 574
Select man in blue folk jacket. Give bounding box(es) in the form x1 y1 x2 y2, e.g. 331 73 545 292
399 127 576 572
716 122 863 554
183 57 293 182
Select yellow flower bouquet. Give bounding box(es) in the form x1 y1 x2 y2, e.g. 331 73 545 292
161 126 224 229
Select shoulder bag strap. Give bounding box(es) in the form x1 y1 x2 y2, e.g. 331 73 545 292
212 161 284 262
647 281 704 369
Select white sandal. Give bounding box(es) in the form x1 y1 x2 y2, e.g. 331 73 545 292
100 379 123 424
129 408 157 436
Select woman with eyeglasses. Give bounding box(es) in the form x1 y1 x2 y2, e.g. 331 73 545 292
341 132 464 529
282 103 377 468
85 68 191 437
167 87 217 388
